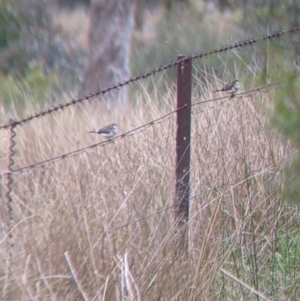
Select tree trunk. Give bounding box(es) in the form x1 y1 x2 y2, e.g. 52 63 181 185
81 0 136 108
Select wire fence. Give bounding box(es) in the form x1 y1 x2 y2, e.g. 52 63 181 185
3 25 298 238
0 25 299 131
2 25 300 299
1 82 279 175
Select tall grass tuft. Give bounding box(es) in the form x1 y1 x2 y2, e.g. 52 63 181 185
1 70 299 300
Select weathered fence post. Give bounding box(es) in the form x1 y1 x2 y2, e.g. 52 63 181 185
175 55 191 232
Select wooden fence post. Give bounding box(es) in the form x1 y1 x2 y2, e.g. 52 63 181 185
175 55 191 232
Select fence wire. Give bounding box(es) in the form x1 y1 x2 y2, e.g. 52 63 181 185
0 25 299 131
2 82 276 175
0 148 283 261
0 26 300 298
3 120 16 295
5 104 185 174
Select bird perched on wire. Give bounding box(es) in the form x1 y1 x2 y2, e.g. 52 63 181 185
214 79 240 93
89 123 118 139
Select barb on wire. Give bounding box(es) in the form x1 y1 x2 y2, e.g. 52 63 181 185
4 120 16 294
3 153 292 281
7 104 186 174
6 120 16 240
0 26 299 131
3 82 277 175
2 82 279 175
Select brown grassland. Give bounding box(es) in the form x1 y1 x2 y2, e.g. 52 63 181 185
1 3 300 301
0 72 297 300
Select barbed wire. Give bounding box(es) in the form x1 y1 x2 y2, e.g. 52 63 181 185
191 82 278 117
192 82 278 108
6 121 16 241
3 82 277 175
3 120 16 295
6 104 186 174
1 26 299 287
1 151 291 253
2 152 291 267
0 26 299 131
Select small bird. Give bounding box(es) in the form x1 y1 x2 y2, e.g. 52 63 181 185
89 123 118 139
214 79 240 93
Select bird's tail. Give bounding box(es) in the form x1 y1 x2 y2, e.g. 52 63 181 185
89 131 97 133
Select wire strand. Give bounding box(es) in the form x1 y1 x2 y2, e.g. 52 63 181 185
0 26 298 130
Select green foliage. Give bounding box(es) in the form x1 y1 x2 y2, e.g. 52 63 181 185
0 0 84 115
209 0 300 31
0 0 21 50
273 76 300 141
0 62 58 117
271 75 300 204
250 2 299 53
0 0 24 75
131 2 242 96
270 225 300 296
204 1 300 84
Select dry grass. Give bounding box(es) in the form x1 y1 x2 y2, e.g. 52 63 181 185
0 71 298 300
